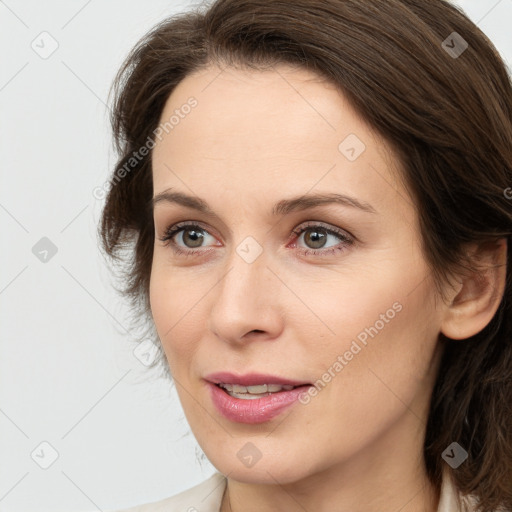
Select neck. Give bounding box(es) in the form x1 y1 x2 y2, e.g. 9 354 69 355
220 417 440 512
222 466 439 512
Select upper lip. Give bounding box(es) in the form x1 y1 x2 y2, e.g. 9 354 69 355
205 372 310 387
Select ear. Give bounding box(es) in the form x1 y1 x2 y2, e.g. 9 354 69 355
441 238 508 340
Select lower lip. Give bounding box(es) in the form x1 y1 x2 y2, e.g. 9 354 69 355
207 382 310 424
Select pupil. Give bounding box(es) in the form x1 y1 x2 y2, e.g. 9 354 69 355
305 228 327 249
184 229 204 248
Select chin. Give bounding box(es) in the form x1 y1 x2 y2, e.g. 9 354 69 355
202 441 321 485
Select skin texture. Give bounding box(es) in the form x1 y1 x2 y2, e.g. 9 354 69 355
149 64 507 512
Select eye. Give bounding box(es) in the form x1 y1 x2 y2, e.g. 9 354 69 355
290 221 353 256
159 222 220 256
158 220 354 258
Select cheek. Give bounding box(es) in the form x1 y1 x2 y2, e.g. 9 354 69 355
149 262 197 368
149 258 221 378
295 260 440 395
287 274 440 461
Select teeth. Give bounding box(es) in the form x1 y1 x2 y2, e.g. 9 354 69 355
218 383 297 398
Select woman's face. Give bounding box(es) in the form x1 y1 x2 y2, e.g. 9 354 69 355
150 64 446 484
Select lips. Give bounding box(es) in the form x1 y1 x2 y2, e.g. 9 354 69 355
204 372 312 423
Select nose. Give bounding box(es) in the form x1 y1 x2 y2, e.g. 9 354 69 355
208 244 284 346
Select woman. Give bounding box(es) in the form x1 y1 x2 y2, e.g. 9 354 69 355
100 0 512 511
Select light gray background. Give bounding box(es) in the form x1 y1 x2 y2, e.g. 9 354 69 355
1 1 511 511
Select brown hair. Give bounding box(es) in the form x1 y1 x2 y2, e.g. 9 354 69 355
100 0 512 509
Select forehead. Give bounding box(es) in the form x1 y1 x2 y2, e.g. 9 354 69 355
151 64 408 219
154 63 364 159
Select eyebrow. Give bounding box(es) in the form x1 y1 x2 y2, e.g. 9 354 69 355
151 189 377 216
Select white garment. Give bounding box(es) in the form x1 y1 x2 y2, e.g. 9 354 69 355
112 470 477 512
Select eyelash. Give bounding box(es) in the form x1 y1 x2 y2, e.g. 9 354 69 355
158 221 354 258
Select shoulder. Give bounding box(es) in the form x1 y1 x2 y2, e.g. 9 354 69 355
437 469 509 512
110 472 227 512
